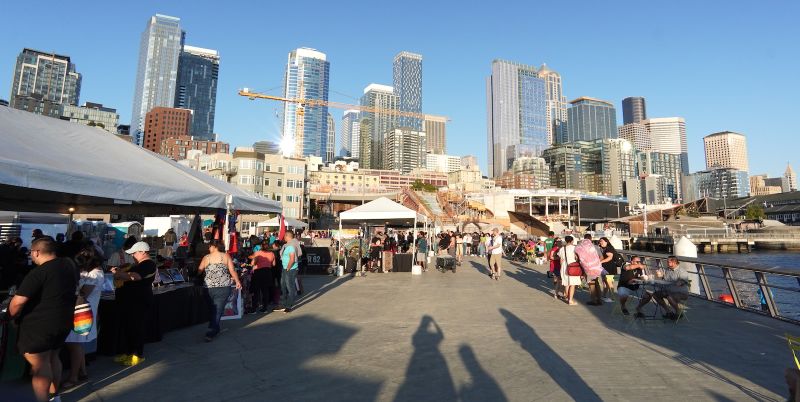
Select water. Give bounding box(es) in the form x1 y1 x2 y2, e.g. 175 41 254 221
690 251 800 321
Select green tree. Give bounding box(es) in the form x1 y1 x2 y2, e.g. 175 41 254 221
745 204 766 220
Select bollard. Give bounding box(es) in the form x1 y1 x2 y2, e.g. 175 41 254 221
675 236 700 294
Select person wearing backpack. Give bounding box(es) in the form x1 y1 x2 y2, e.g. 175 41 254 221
598 237 622 303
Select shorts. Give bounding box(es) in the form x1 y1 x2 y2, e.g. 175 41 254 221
416 253 427 263
617 287 637 298
18 326 71 354
489 254 502 269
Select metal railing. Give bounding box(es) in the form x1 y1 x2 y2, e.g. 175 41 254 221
619 250 800 325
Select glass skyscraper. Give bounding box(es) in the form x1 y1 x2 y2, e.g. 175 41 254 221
537 64 567 145
9 48 81 116
340 110 360 158
131 14 183 145
175 45 219 140
560 97 618 144
281 48 330 159
393 51 423 130
486 60 548 178
622 96 647 124
360 84 398 169
326 113 335 162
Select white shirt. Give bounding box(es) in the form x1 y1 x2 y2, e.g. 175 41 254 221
463 235 472 243
486 235 503 255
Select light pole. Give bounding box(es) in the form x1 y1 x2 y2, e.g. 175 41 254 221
638 203 647 235
67 207 75 237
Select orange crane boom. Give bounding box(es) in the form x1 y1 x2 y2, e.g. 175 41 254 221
238 88 447 121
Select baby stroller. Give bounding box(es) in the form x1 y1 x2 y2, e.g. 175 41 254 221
509 242 528 263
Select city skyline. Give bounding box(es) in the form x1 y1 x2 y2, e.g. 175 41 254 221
1 1 797 178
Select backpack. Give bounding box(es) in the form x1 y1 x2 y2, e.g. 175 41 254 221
613 252 625 268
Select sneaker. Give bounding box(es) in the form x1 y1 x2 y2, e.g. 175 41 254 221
124 355 144 366
113 354 130 364
602 297 613 303
284 308 293 314
273 306 286 312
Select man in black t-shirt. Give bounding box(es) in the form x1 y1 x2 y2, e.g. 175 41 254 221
617 256 646 315
111 241 156 366
9 237 78 402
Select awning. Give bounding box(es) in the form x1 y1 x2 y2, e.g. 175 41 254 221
339 197 426 227
257 216 308 229
0 107 281 215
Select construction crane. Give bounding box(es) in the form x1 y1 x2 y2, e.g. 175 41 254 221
238 88 448 157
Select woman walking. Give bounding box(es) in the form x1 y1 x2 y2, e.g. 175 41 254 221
249 240 276 313
549 238 562 300
558 236 581 305
63 247 104 388
198 240 242 342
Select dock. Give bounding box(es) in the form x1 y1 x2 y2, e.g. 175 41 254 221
32 256 798 401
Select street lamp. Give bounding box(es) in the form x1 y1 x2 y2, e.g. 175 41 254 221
637 203 648 235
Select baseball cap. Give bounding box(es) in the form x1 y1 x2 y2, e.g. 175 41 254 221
125 241 150 254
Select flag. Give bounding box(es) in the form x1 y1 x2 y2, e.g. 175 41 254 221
278 213 286 241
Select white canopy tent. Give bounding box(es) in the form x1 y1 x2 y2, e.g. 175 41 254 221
257 216 308 229
337 197 429 269
0 107 281 215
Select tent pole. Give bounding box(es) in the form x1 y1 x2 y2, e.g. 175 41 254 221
338 218 342 272
412 216 417 256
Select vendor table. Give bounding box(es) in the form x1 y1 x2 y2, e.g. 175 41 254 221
97 283 208 355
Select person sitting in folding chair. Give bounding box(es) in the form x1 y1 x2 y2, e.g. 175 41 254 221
634 256 689 320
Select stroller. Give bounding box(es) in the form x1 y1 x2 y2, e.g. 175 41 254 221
436 254 457 273
509 242 528 263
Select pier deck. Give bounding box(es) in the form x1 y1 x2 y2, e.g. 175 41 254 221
35 256 798 401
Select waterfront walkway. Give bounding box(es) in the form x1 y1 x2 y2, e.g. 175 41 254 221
47 257 799 400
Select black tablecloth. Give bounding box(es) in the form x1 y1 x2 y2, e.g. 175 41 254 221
393 253 413 272
97 284 208 356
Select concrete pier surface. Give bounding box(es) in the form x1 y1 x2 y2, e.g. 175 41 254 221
15 256 797 401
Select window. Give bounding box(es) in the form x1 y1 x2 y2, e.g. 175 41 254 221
277 179 282 187
264 178 270 186
265 164 271 172
278 166 284 173
286 179 295 188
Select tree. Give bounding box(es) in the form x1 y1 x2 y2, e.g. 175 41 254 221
411 180 437 193
745 204 766 220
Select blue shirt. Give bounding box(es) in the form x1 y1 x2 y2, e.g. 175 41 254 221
268 235 276 245
282 245 298 270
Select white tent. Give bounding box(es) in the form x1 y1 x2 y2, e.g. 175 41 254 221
257 216 308 229
0 107 281 215
337 197 429 269
339 197 426 226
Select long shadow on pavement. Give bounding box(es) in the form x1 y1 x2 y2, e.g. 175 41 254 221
292 274 352 310
503 261 557 298
458 344 508 402
394 315 457 402
499 308 602 401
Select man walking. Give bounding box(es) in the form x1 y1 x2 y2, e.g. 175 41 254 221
544 231 556 277
278 231 299 313
486 228 504 281
8 237 78 402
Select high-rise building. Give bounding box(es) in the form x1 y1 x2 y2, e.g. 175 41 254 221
486 60 548 178
131 14 183 145
384 128 426 174
561 97 617 144
60 102 119 133
542 138 635 196
625 175 672 205
424 114 447 154
643 117 688 175
175 45 219 140
393 51 423 130
143 107 191 152
537 64 567 145
689 168 750 200
9 48 81 117
358 117 373 169
461 155 479 169
622 96 647 124
326 113 335 162
426 154 462 173
784 163 797 192
635 151 683 202
340 110 360 158
703 131 749 171
281 48 330 159
360 84 398 169
618 123 651 152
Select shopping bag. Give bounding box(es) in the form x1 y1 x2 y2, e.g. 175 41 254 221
221 288 243 320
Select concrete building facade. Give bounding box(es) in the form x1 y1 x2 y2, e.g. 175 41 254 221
703 131 749 172
643 117 688 175
60 102 119 133
424 114 447 154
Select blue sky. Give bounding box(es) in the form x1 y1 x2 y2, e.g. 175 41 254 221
2 0 798 177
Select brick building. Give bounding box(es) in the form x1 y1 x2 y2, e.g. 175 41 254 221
159 135 229 160
143 107 191 152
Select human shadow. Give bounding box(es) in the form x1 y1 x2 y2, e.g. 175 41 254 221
394 315 457 402
468 260 493 277
499 308 602 401
504 264 557 298
64 314 382 401
458 344 508 402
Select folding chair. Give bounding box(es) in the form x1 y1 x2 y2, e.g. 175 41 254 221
787 333 800 370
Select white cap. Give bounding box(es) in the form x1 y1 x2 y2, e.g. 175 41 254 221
125 241 150 254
